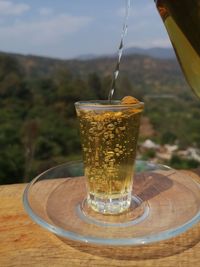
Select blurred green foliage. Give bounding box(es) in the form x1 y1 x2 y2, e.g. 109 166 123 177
170 155 199 169
0 53 199 184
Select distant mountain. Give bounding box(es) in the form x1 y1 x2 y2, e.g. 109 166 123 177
0 49 181 85
77 47 176 60
77 54 99 60
0 47 175 62
124 47 175 59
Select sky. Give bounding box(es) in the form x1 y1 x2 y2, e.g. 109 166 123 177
0 0 172 59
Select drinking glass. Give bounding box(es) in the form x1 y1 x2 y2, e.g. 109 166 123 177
75 100 144 214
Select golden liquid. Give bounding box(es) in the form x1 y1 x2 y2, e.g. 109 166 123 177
156 0 200 98
77 105 143 199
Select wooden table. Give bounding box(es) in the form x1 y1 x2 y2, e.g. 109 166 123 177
0 170 200 267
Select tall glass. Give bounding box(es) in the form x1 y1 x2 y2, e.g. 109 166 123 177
75 100 144 214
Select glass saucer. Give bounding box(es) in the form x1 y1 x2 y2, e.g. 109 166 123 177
23 160 200 246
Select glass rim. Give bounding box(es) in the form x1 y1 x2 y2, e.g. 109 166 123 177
75 100 144 109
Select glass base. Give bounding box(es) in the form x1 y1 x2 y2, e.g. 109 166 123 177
80 195 149 227
87 192 132 214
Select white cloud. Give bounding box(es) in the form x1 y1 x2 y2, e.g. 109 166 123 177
0 0 30 15
128 38 171 48
39 7 53 16
150 38 171 48
0 14 92 47
117 2 155 20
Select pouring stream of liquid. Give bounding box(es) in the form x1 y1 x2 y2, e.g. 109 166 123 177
108 0 131 103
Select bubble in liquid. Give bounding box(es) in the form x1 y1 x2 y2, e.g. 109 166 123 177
104 157 109 162
106 141 112 146
110 134 115 139
107 123 115 130
119 126 126 131
104 132 109 139
107 151 114 156
89 128 94 134
97 125 103 131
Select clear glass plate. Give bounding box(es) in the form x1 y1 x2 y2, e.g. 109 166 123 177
23 161 200 246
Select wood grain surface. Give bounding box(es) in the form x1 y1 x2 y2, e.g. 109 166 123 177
0 170 200 267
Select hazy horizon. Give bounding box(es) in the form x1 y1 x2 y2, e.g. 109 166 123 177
0 45 174 60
